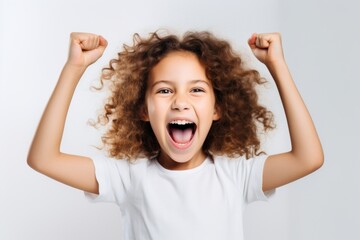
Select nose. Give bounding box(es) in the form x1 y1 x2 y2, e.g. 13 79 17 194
171 93 190 111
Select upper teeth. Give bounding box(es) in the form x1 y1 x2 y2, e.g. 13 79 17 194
170 120 193 125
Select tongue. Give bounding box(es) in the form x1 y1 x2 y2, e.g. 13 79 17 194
171 128 193 143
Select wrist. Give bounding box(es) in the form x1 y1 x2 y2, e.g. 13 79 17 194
63 62 88 74
266 59 288 74
57 63 87 87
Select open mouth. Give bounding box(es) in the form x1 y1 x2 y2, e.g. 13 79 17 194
167 120 197 145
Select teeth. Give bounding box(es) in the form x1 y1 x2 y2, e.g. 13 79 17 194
169 120 194 125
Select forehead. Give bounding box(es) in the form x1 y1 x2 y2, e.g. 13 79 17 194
148 51 208 83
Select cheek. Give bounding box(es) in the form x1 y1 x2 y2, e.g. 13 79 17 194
146 102 155 115
197 98 216 114
146 103 156 121
196 105 216 130
145 96 155 112
146 98 165 121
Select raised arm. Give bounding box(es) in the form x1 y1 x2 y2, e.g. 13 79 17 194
248 33 324 192
27 33 107 194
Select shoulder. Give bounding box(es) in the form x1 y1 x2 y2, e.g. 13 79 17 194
91 155 155 192
91 154 151 178
212 154 247 169
212 154 268 176
213 154 268 164
91 154 150 167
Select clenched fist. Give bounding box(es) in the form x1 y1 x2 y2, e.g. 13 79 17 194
67 32 108 68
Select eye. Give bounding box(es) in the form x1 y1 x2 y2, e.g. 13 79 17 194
191 88 205 93
157 88 172 94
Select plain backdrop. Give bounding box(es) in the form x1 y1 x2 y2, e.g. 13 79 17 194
0 0 359 239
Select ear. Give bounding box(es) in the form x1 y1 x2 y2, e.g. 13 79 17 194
140 105 150 122
212 105 221 121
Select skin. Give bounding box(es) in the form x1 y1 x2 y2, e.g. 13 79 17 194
144 51 220 170
27 32 323 195
248 33 323 191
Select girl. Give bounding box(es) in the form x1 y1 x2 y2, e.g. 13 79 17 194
28 31 323 239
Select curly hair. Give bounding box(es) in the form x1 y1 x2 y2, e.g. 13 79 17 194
96 30 274 160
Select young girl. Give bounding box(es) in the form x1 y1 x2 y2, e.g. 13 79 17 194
28 31 323 239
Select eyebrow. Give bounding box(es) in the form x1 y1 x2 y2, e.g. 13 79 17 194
151 80 210 88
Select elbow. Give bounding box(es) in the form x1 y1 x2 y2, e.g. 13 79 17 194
27 146 37 169
293 147 324 174
311 156 324 173
315 147 325 169
27 154 38 171
307 149 324 173
27 151 44 172
27 146 48 171
27 150 60 173
27 156 48 174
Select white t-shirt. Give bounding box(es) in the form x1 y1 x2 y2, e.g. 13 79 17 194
86 154 274 240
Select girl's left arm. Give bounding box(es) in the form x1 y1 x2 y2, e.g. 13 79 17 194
248 33 324 192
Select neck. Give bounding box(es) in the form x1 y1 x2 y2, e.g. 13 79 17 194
157 151 207 170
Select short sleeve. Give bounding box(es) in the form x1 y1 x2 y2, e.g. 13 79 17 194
84 155 131 205
239 155 275 203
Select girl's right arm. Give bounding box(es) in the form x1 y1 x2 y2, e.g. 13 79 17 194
27 33 107 194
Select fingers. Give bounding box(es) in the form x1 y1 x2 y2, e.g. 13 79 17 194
80 36 99 51
248 32 285 66
248 33 257 49
70 32 107 51
248 32 281 49
97 35 108 52
256 34 271 48
67 32 108 67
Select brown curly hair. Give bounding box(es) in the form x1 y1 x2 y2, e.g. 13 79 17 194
97 30 274 160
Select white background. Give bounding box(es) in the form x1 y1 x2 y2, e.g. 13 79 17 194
0 0 359 239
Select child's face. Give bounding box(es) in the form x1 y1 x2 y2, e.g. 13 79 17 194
144 51 220 169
